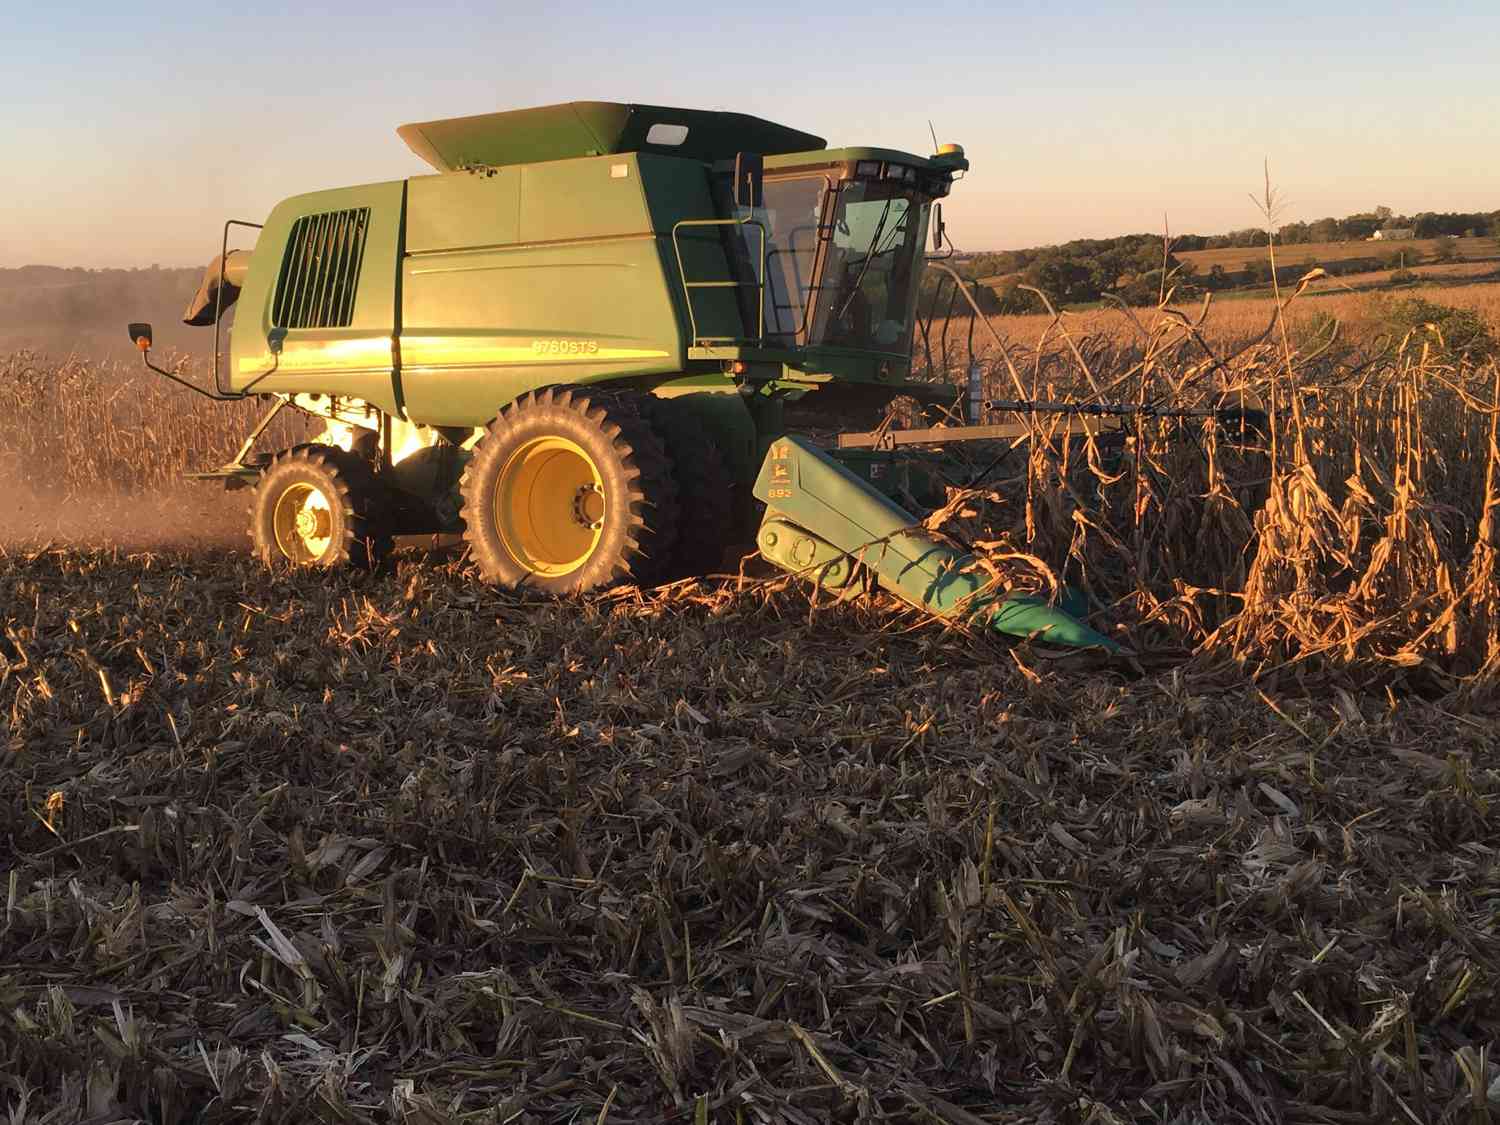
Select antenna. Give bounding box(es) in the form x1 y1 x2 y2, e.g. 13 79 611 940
928 119 940 155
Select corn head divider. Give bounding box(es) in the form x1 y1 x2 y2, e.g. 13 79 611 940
123 100 1265 653
752 435 1118 650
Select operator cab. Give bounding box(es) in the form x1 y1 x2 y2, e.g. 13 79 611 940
719 149 962 357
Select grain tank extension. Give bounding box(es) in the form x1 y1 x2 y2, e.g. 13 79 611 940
129 100 1121 650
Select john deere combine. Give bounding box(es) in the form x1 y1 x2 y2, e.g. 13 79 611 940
129 100 1146 649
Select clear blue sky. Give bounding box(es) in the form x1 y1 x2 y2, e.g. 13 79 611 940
4 0 1497 267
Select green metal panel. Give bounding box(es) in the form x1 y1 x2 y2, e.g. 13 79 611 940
517 154 647 242
406 170 520 251
398 101 825 173
756 517 860 593
397 152 757 427
638 154 746 346
399 155 683 426
228 181 404 414
400 240 681 426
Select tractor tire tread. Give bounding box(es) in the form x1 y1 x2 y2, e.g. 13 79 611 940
646 398 739 579
250 444 390 570
459 385 679 592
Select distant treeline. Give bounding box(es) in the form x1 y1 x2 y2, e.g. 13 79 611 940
1189 207 1500 249
936 206 1500 314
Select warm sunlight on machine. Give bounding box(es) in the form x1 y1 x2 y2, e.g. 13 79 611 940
124 100 1265 652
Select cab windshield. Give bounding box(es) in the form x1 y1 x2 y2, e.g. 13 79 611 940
729 174 930 352
809 181 930 353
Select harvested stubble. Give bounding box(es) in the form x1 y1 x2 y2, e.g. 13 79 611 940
2 550 1499 1123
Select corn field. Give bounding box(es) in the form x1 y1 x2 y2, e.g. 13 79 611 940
2 287 1498 1122
907 284 1500 684
0 350 310 497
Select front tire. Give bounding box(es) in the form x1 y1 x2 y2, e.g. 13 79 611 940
460 386 679 592
250 445 388 569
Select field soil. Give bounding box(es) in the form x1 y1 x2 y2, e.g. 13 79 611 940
0 481 249 551
5 270 1500 1121
3 549 1497 1123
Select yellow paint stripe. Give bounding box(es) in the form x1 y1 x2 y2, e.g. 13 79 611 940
238 336 393 374
402 338 669 366
237 335 668 374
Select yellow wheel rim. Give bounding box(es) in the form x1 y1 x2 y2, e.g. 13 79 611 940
495 436 605 578
271 482 335 563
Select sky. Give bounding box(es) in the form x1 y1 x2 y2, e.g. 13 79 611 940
3 0 1498 267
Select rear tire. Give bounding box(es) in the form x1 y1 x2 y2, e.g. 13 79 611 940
460 386 679 592
250 445 389 569
648 398 738 578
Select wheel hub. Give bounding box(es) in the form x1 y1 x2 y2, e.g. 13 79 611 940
574 484 605 530
272 482 335 563
295 505 331 540
495 437 605 578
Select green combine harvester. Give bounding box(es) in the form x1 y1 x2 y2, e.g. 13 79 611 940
129 100 1135 650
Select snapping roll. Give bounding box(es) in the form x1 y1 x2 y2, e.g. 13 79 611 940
182 249 253 326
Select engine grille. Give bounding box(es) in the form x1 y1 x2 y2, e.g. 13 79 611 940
271 208 371 329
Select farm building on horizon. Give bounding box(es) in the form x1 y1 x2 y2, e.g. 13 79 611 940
1370 228 1415 241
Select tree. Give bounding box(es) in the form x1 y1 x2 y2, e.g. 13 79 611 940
1309 217 1341 243
1278 221 1311 245
1024 252 1099 306
1381 295 1496 358
988 280 1045 315
1116 274 1164 306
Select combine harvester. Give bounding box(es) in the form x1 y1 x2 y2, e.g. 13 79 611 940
129 101 1258 652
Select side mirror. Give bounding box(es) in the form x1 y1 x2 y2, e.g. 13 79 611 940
932 203 946 252
128 322 153 351
733 151 764 209
267 326 287 355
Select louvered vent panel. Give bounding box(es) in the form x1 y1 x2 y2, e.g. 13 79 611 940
271 208 371 329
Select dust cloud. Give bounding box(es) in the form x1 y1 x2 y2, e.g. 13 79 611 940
0 475 251 552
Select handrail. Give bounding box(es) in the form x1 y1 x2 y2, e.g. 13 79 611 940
670 216 766 346
213 219 264 396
